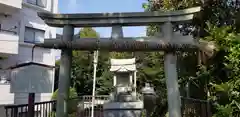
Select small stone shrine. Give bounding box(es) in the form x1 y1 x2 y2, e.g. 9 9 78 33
103 58 143 117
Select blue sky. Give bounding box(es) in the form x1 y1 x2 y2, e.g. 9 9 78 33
58 0 147 37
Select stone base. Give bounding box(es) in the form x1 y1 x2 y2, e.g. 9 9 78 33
103 101 144 117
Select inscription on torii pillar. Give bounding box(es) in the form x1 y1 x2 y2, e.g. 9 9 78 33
36 6 201 117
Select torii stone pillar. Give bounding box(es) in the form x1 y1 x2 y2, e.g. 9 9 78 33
56 25 74 117
111 25 124 87
163 22 181 117
111 25 123 39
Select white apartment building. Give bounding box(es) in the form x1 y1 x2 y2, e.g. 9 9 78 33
0 0 59 105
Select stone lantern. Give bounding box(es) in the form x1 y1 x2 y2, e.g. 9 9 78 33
141 83 157 117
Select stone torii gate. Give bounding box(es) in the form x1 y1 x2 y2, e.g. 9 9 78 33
36 7 201 117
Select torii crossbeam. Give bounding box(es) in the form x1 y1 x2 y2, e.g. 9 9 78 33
36 7 201 117
36 37 198 52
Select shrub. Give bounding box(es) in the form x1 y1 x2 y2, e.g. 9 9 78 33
51 87 78 114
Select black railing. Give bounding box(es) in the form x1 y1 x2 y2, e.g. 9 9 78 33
5 100 56 117
4 96 212 117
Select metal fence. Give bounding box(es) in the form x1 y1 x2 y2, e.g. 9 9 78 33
181 97 212 117
5 100 56 117
4 96 212 117
71 95 108 117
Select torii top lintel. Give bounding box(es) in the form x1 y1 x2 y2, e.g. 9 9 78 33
38 7 201 27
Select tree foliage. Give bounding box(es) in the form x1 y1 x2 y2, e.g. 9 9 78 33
51 87 78 116
202 24 240 117
142 0 240 116
71 27 112 95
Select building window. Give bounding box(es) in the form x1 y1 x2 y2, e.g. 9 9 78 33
27 0 47 8
24 27 45 44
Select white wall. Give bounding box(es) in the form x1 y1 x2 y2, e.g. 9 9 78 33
0 70 14 106
0 32 19 55
0 0 22 9
0 85 14 104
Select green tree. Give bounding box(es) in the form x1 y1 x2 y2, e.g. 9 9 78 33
51 88 78 113
50 88 78 117
72 27 112 95
142 0 240 116
201 24 240 117
79 27 100 38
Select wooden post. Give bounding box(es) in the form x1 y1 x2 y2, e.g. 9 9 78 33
28 93 35 117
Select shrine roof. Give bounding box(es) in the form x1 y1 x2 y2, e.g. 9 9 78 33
110 58 136 72
9 62 55 69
